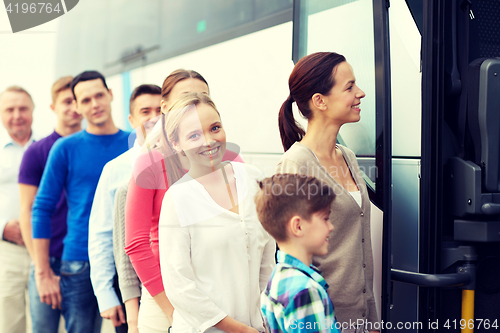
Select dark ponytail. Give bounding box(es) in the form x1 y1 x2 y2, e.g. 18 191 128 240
278 52 346 151
278 95 305 152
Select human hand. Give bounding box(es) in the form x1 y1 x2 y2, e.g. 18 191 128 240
152 290 174 323
124 297 140 333
101 305 126 327
34 268 61 309
3 219 25 246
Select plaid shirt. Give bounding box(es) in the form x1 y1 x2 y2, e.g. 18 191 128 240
261 251 341 333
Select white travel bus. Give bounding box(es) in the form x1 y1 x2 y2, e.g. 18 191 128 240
55 1 500 331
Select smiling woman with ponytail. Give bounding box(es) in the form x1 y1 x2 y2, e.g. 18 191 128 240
276 52 380 332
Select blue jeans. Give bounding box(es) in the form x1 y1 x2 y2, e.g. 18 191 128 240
29 257 62 333
60 260 102 333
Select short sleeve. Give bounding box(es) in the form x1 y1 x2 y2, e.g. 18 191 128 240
18 145 43 186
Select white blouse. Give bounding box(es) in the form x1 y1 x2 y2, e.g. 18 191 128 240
159 162 276 333
349 190 362 208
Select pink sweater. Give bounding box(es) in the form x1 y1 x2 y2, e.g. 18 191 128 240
125 149 243 296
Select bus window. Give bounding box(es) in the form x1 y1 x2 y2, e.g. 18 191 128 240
296 0 377 188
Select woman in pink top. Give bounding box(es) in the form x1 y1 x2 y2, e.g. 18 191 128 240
125 69 241 333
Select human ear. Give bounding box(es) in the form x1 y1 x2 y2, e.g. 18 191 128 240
172 141 183 153
160 99 169 113
50 103 55 112
128 114 137 129
288 215 304 237
311 93 327 110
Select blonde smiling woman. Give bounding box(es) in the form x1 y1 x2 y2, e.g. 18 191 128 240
158 92 275 333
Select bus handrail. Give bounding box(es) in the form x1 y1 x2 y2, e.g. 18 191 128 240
391 268 472 287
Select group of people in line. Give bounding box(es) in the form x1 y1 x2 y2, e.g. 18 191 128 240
0 51 379 333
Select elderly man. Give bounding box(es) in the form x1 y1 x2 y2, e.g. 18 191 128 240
0 86 36 333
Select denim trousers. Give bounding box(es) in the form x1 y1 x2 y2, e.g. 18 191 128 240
60 260 102 333
28 257 62 333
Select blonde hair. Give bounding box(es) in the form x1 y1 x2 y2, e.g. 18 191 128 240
141 92 219 186
138 69 209 157
51 76 73 103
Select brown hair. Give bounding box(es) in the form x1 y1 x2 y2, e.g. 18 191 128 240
143 70 209 184
51 76 73 103
161 92 219 186
157 69 209 142
254 174 335 242
70 71 109 101
161 69 208 101
0 86 34 106
278 52 346 151
139 70 209 185
129 84 161 114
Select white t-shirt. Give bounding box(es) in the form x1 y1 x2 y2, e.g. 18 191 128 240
349 190 362 208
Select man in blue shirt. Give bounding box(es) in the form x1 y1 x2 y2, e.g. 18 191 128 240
89 84 161 332
32 71 129 333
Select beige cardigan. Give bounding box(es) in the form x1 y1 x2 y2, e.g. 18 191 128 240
276 142 378 327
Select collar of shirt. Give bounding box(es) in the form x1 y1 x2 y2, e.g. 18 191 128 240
173 161 245 227
277 250 329 290
129 137 141 164
0 130 36 149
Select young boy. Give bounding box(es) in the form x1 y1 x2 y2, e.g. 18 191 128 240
255 174 341 333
